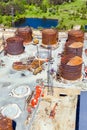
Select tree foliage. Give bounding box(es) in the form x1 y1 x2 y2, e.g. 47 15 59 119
0 1 25 16
0 0 86 29
0 0 75 16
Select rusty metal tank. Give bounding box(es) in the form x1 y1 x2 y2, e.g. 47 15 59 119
6 36 24 55
65 40 83 57
16 27 33 44
42 29 58 48
0 114 13 130
60 55 83 80
68 30 84 42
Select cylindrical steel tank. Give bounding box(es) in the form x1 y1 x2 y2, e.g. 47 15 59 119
0 115 13 130
6 36 24 55
68 30 84 42
16 27 33 44
65 41 83 57
60 55 83 80
42 29 58 48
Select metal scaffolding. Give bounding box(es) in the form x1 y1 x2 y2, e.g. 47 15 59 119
47 45 54 95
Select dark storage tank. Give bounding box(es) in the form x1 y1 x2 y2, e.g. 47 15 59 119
65 41 83 57
60 55 83 80
6 36 24 55
42 28 58 48
68 30 84 42
16 27 33 44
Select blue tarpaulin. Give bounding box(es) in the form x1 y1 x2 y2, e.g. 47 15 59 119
79 91 87 130
75 95 80 130
85 25 87 30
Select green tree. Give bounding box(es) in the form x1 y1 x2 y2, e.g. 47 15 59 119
41 0 50 12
